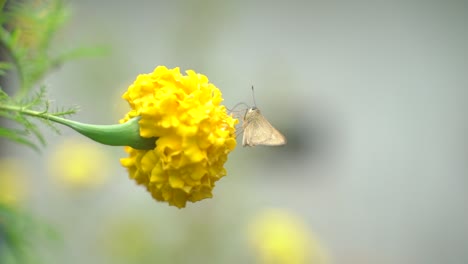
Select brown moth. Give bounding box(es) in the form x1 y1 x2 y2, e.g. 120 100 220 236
242 106 287 147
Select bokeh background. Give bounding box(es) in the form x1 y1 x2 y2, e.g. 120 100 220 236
2 1 468 263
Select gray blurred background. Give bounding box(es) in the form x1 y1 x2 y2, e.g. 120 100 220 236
4 1 468 263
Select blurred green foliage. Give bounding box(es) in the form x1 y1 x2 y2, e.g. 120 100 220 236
0 0 107 151
0 203 60 264
0 0 104 262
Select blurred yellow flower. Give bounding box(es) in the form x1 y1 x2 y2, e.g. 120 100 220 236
48 137 110 189
0 158 29 206
248 208 329 264
120 66 237 208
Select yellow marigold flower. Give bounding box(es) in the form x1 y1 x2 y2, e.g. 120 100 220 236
248 208 329 264
120 66 237 208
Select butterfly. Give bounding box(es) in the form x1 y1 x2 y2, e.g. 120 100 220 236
242 106 287 147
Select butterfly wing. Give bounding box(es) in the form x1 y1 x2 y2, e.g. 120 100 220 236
242 113 286 147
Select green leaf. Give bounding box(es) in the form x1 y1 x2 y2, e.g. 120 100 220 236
0 127 39 151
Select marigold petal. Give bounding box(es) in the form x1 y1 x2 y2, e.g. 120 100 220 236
140 150 157 174
168 174 185 189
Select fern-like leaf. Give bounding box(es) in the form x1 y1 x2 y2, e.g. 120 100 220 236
0 126 39 151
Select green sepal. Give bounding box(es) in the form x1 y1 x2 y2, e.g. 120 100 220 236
57 116 157 150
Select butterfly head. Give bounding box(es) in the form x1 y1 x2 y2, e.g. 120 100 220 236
244 107 260 121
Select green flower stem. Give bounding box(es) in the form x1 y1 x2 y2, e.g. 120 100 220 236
0 104 156 150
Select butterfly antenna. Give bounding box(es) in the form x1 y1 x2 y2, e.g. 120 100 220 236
251 85 258 107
